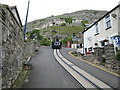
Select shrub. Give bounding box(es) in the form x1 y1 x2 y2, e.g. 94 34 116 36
40 38 51 46
61 23 66 26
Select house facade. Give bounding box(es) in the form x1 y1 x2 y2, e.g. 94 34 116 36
83 4 120 54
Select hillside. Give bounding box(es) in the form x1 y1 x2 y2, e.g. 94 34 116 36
41 26 83 38
26 10 107 31
26 10 107 38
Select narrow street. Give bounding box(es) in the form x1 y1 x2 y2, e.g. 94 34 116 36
23 46 81 88
23 46 119 89
1 1 120 89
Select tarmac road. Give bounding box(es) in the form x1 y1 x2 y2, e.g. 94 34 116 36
60 48 120 89
23 46 82 88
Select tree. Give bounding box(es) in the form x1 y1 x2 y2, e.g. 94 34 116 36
40 38 51 46
65 18 72 25
81 20 89 27
29 29 43 40
61 23 66 26
62 37 72 45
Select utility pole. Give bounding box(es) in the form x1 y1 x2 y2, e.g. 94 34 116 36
24 0 30 41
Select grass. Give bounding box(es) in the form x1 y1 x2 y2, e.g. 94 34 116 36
48 26 83 35
11 69 29 88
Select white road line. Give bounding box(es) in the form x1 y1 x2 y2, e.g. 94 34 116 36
54 49 96 88
56 49 113 89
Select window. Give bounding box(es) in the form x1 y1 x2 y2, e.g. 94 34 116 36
88 47 92 52
100 41 105 47
54 42 60 46
105 15 112 29
95 23 99 35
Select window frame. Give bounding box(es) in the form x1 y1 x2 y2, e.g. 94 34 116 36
105 15 112 30
94 23 99 36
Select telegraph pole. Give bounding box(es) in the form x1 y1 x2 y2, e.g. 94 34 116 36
24 0 30 41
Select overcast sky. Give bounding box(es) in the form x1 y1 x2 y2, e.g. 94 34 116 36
1 0 120 25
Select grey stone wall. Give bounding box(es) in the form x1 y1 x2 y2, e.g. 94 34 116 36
0 6 38 88
93 44 118 69
0 7 2 90
1 6 24 88
104 44 115 61
93 47 104 62
104 44 115 68
23 41 38 61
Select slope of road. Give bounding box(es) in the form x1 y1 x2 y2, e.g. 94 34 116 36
23 46 82 88
60 48 120 89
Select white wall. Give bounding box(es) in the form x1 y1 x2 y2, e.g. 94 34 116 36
84 25 96 53
94 7 119 47
83 5 120 54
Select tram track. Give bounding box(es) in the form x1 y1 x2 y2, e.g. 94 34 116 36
54 49 114 90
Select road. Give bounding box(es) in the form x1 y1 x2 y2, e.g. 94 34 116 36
23 46 82 88
60 48 120 89
23 46 119 89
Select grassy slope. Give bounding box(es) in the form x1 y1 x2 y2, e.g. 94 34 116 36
48 26 83 36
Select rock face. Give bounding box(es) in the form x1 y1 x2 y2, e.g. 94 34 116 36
0 5 38 88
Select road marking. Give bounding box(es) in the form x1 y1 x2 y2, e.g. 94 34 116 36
54 49 96 88
68 51 120 77
57 50 113 89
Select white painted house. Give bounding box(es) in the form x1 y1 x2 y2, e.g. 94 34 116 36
83 4 120 54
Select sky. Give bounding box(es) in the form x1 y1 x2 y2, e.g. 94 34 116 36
1 0 120 25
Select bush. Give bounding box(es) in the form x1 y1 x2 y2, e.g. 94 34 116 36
62 37 72 45
61 23 66 26
40 38 51 46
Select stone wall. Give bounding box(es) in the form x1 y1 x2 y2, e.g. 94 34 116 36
93 47 104 62
104 44 116 68
104 44 115 61
0 6 2 90
1 6 24 88
0 6 38 88
23 41 38 61
93 44 118 69
81 44 119 72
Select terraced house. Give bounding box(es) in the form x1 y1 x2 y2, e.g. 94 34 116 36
83 3 120 55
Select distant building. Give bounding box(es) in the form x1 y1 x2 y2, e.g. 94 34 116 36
83 4 120 54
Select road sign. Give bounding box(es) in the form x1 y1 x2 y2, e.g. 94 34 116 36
114 37 120 44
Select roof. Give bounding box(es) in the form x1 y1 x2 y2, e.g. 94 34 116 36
9 6 23 27
82 4 120 33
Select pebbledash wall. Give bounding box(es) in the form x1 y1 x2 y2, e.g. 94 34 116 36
0 5 38 88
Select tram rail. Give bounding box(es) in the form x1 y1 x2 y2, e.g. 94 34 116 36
54 49 114 90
